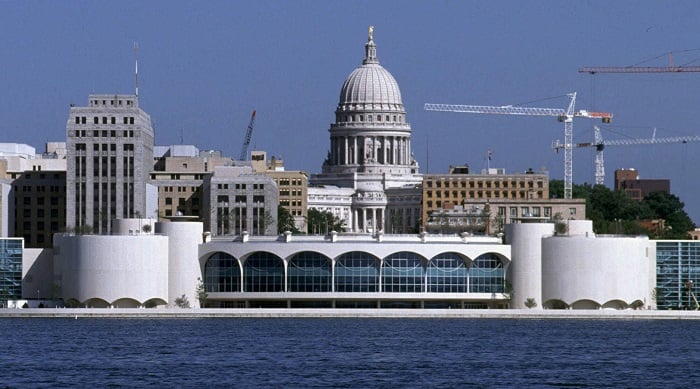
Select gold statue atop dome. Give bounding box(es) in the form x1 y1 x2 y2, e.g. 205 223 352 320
368 25 374 40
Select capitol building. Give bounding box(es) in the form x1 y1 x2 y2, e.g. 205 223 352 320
309 28 422 234
10 29 657 311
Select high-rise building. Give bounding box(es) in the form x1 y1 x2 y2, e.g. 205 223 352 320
66 95 154 234
310 28 422 233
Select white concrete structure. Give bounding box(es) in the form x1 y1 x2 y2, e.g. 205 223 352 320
50 219 203 308
156 221 204 307
508 219 654 310
54 234 169 307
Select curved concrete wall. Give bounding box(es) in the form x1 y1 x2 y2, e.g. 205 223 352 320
566 219 594 237
54 234 168 306
541 235 651 308
506 222 554 309
156 221 204 307
112 218 156 235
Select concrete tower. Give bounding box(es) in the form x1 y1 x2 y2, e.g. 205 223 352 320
66 95 154 234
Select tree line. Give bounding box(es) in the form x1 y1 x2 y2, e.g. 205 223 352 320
550 180 695 239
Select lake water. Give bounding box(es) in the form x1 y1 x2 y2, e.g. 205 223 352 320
2 318 699 387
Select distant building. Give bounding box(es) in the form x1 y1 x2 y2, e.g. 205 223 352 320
615 168 670 201
203 165 278 236
66 94 154 234
422 165 584 233
0 143 67 247
151 145 233 221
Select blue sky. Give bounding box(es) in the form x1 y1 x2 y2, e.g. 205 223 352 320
3 1 700 223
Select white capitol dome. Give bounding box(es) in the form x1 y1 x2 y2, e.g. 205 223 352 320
336 31 405 113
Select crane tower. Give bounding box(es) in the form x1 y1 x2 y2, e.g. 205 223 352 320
425 92 612 199
553 126 700 185
239 110 257 161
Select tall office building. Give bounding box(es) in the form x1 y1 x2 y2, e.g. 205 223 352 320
66 95 154 234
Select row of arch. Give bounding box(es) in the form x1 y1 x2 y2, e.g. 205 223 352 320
543 299 646 310
64 297 167 308
204 250 506 294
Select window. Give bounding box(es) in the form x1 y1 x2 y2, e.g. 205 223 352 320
569 208 577 216
544 207 552 218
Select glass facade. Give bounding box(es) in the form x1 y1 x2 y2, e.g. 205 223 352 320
427 252 468 293
382 252 425 293
469 253 504 293
244 252 284 292
203 250 506 296
656 241 700 310
335 252 380 292
0 239 22 305
204 252 241 293
288 252 332 292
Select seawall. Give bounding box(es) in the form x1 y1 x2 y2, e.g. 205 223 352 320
2 308 700 320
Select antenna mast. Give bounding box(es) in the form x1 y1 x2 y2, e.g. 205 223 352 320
134 42 139 97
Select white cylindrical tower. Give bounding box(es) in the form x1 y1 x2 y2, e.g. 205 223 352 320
506 222 554 309
156 221 204 307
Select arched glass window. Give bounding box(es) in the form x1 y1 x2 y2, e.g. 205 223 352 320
335 252 379 292
469 253 504 293
382 252 425 292
244 252 284 292
427 253 468 293
288 252 332 292
204 252 241 293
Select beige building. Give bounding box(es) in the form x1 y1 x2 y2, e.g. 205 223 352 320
251 151 308 232
151 145 234 220
422 165 585 233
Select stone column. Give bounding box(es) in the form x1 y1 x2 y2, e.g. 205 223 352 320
344 136 349 165
353 137 358 164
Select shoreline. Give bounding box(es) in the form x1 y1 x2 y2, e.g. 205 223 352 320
2 308 700 320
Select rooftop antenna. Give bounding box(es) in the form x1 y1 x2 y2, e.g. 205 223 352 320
134 42 139 97
180 129 184 145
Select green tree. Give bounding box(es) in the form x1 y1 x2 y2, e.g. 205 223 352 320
174 294 190 308
195 277 208 308
643 191 694 239
524 298 537 309
306 208 346 234
277 206 300 234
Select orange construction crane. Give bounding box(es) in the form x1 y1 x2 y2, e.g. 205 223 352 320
580 52 700 74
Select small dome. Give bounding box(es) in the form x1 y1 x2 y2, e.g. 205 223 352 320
337 32 404 111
